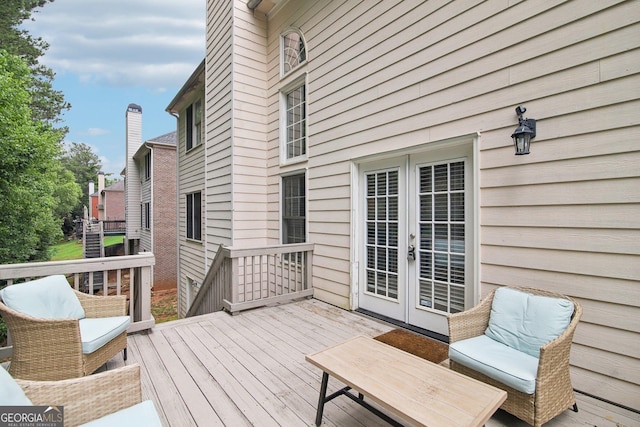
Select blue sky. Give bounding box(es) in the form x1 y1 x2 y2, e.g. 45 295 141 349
22 0 205 177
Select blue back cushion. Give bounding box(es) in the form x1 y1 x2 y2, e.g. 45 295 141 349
0 367 32 405
1 275 85 320
485 287 574 358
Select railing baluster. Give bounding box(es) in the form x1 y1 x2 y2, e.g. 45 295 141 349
129 267 135 321
0 253 156 358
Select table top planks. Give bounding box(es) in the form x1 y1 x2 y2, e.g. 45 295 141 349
306 335 507 427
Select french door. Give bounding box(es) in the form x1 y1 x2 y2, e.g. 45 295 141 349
358 143 474 336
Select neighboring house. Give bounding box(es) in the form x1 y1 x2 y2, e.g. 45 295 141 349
168 0 639 409
123 104 178 291
101 180 125 220
89 174 124 221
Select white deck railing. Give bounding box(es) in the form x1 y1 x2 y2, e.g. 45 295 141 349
187 243 314 317
0 253 156 358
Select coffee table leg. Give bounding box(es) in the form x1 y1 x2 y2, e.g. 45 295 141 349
315 372 329 426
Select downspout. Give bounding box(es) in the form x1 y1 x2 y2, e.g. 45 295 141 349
147 142 154 258
247 0 262 10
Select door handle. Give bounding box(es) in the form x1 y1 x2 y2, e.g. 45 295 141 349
407 245 416 261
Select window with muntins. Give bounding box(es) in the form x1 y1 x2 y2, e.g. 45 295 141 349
282 174 306 244
418 160 466 314
282 30 306 75
285 84 306 160
186 100 202 151
186 192 201 241
365 170 399 300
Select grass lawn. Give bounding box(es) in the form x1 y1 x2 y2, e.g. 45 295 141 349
48 236 178 323
50 236 124 261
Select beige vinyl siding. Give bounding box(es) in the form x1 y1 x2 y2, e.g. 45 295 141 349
230 1 270 247
139 163 152 252
252 0 640 407
176 74 207 317
177 106 205 317
204 0 234 268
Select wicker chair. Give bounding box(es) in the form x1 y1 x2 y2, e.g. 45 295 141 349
448 287 582 427
0 275 129 381
11 364 162 427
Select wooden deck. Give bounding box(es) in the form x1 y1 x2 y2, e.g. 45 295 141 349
109 299 639 427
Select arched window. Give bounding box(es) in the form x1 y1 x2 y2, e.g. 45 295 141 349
282 30 306 75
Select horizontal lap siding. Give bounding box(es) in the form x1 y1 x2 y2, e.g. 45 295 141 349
205 0 233 267
140 172 152 253
229 1 269 247
258 0 640 407
178 111 205 317
175 0 232 317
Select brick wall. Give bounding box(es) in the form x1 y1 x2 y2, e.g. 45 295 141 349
104 189 125 220
152 145 177 290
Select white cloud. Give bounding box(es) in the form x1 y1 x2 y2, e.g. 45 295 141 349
100 155 126 177
81 128 111 136
24 0 205 88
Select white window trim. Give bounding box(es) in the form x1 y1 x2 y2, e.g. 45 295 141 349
280 169 308 245
280 28 308 78
186 99 202 153
279 74 308 166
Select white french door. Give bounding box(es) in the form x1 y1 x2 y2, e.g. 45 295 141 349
358 143 474 336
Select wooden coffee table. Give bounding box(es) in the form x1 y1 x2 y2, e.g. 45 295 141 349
306 335 507 427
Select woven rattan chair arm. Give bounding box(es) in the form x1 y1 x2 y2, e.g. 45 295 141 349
534 301 582 422
448 289 496 343
17 364 143 427
0 304 84 380
537 300 583 384
75 290 128 317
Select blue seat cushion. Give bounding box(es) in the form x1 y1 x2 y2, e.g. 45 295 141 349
79 316 131 354
1 275 85 320
484 287 574 358
449 335 538 394
79 400 162 427
0 366 32 406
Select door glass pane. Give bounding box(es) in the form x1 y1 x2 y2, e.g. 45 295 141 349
365 170 399 300
417 161 465 314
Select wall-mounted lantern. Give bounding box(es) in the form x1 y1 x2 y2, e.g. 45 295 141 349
511 105 536 155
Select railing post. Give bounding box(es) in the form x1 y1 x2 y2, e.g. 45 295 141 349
230 257 239 306
306 249 313 291
138 262 152 322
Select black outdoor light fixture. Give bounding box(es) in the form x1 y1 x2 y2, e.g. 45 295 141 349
511 105 536 155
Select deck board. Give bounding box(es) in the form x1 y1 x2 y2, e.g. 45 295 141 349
109 299 639 427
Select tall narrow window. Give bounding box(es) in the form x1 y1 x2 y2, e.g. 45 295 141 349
186 192 201 241
282 174 306 244
282 30 306 75
285 84 306 160
143 202 150 229
186 100 201 151
144 151 151 180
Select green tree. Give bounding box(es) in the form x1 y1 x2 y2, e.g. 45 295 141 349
0 0 70 128
60 143 102 216
0 50 64 263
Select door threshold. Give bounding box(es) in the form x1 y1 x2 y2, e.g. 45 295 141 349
355 308 449 344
